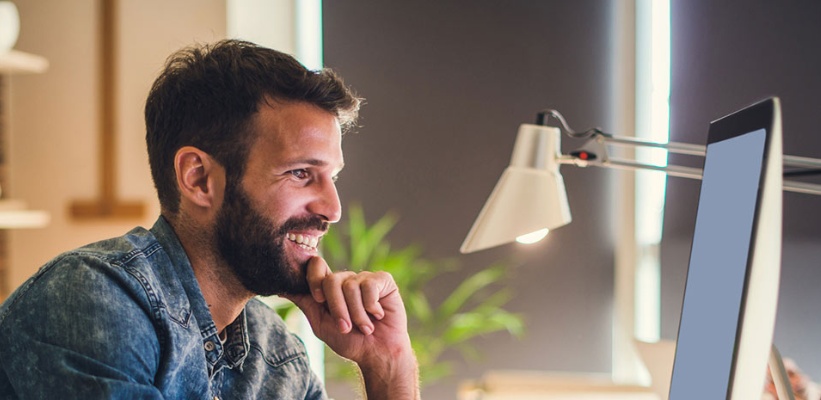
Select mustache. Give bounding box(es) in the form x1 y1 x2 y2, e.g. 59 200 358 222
276 215 329 235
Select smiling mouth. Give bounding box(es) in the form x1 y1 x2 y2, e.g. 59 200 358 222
286 233 320 251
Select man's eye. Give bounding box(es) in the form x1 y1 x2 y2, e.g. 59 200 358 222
290 169 309 179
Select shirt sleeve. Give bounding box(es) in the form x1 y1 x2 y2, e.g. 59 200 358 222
0 254 165 399
304 367 329 400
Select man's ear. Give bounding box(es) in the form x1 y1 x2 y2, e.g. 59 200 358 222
174 146 225 210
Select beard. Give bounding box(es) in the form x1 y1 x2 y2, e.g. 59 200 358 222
215 181 329 296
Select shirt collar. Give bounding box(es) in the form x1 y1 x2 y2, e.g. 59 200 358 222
150 216 250 369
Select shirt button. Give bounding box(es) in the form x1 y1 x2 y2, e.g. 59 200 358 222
204 341 216 351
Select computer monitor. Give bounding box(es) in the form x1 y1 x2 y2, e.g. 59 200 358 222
668 97 783 400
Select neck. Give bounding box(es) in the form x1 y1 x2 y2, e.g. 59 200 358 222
191 258 253 333
170 214 253 334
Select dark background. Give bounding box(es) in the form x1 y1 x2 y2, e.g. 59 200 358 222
323 1 821 398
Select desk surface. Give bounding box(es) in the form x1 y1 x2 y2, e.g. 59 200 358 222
459 370 658 400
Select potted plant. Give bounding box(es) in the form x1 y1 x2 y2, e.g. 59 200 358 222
315 205 525 387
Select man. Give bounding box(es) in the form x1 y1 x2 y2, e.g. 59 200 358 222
0 40 419 399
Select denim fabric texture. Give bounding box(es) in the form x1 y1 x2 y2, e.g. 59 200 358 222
0 217 327 400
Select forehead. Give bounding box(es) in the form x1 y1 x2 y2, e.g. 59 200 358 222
248 100 344 168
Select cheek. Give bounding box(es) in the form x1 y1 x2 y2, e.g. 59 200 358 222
255 189 304 222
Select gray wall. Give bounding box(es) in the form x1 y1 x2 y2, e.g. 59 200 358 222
323 1 821 398
661 0 821 384
323 1 617 398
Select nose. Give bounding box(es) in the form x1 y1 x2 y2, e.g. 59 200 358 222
308 178 342 224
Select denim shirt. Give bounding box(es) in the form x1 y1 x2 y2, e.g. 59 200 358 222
0 217 327 400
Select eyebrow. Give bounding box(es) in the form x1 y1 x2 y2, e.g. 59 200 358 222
283 158 345 171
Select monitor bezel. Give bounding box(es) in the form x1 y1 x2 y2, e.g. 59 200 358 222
668 97 782 400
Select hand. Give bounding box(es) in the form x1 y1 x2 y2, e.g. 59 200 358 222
284 256 410 363
765 358 810 400
283 257 419 399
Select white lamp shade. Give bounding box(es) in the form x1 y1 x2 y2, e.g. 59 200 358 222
461 124 572 253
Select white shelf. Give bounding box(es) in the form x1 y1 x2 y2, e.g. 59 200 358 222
0 200 49 229
0 49 51 229
0 49 48 74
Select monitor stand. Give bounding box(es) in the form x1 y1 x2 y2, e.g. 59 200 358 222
769 345 795 400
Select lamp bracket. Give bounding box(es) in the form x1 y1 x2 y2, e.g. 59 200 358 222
540 109 821 196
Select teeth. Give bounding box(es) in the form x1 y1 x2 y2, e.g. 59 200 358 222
287 232 319 249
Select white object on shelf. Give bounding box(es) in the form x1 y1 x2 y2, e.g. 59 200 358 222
0 1 20 54
0 200 49 229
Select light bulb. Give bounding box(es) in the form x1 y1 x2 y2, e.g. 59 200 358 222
515 228 549 244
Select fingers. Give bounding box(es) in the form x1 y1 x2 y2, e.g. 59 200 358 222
360 273 386 320
309 263 394 336
342 279 373 335
322 270 357 334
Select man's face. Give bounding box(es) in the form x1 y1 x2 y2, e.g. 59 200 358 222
215 100 344 296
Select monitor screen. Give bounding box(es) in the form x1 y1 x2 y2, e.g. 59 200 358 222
668 98 781 399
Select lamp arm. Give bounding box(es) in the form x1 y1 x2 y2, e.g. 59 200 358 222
540 109 821 169
558 149 821 196
602 134 707 156
783 154 821 169
568 157 704 180
538 109 821 196
602 134 821 170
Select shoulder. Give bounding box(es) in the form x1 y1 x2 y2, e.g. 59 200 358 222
0 228 172 396
0 225 177 370
0 226 164 325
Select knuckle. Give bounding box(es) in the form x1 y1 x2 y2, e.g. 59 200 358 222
326 271 351 285
341 278 359 291
361 278 379 292
374 271 393 282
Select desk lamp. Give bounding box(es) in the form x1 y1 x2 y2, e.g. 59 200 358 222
460 109 821 254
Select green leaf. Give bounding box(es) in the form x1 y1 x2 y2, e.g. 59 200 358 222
274 302 297 320
469 289 513 314
406 291 433 324
347 205 399 269
320 226 347 267
443 311 525 345
419 362 453 386
437 265 506 319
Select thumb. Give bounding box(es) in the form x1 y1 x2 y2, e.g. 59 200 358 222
281 293 315 312
280 293 324 329
281 256 329 310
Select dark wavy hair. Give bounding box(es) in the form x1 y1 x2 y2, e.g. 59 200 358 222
145 39 361 215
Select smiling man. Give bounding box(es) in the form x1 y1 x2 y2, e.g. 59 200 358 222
0 40 419 399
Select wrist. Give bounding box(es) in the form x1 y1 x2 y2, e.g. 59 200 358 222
359 343 419 400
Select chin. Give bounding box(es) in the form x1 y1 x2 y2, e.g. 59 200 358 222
285 243 316 268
